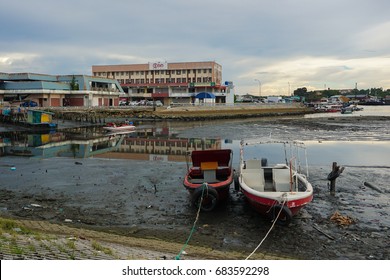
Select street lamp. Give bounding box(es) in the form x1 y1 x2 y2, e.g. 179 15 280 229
254 79 261 96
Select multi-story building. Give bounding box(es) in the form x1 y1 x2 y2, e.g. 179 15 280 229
92 61 233 105
0 73 123 107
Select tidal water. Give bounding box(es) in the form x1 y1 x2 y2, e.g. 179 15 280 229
1 106 389 259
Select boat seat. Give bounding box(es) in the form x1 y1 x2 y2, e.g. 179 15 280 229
201 161 218 183
245 159 262 169
241 169 265 192
203 170 218 182
273 168 292 192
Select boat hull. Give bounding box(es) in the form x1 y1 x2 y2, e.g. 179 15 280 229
103 125 135 131
183 149 233 211
241 187 313 217
238 140 314 225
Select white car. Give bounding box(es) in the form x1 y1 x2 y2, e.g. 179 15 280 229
146 100 163 107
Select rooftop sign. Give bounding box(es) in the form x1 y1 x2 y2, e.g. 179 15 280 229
149 61 168 70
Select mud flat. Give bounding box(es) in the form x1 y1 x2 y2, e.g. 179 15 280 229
0 114 389 260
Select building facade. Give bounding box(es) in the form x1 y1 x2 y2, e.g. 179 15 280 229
92 61 233 105
0 73 124 107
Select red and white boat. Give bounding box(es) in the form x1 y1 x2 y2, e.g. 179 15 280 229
183 149 234 211
103 122 136 132
238 140 313 225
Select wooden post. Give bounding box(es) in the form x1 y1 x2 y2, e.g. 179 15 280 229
330 162 337 194
328 162 345 194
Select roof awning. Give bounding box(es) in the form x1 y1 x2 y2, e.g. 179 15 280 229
195 92 215 99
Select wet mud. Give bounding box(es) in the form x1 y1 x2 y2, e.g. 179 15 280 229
1 115 389 259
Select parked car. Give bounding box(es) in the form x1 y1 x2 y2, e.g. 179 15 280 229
129 101 139 106
21 101 38 107
146 100 163 107
119 100 127 106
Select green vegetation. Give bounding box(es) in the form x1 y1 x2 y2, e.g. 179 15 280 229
91 240 113 255
294 87 389 103
0 217 31 235
70 75 80 90
66 239 76 250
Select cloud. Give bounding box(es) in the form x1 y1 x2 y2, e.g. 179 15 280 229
1 0 390 94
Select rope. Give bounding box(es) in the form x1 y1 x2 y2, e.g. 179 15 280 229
175 183 207 260
245 198 287 260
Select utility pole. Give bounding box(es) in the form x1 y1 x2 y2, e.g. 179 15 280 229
254 79 261 96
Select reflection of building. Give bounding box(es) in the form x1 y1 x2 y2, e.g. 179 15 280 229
119 137 221 155
92 61 233 105
0 73 124 107
97 135 222 162
1 127 223 162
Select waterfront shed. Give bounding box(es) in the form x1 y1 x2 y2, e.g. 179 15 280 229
27 109 55 125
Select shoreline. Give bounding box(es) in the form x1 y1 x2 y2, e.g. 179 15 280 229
45 103 313 122
0 216 289 260
1 109 389 260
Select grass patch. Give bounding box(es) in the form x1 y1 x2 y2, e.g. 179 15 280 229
10 245 24 255
0 218 17 231
66 240 76 250
91 240 113 255
0 217 32 235
27 244 36 253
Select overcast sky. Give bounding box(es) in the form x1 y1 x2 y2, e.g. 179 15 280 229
1 0 390 95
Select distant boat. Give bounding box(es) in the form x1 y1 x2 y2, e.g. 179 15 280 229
183 149 234 211
314 104 342 112
341 107 353 114
359 99 385 105
103 122 136 132
237 140 313 226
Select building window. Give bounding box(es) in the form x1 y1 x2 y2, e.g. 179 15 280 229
135 79 140 83
141 79 145 83
197 77 202 83
177 78 181 83
166 70 170 75
141 71 144 75
203 69 207 73
197 69 201 73
182 78 186 83
155 70 159 75
176 70 181 75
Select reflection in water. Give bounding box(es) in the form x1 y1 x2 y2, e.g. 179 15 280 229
0 127 223 161
223 140 390 167
1 126 389 167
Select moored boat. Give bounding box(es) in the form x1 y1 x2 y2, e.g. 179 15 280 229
103 122 136 132
183 149 233 211
238 140 313 225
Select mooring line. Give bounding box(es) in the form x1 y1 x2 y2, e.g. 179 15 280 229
245 198 287 260
175 183 207 260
